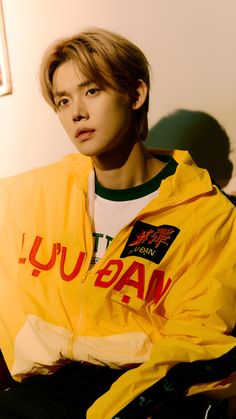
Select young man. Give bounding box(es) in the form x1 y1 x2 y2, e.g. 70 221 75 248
0 28 236 419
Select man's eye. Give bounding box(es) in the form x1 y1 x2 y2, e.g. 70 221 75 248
57 98 69 108
86 88 100 96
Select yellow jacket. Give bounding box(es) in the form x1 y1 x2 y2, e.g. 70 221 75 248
0 150 236 418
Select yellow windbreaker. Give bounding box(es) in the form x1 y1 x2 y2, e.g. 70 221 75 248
0 150 236 418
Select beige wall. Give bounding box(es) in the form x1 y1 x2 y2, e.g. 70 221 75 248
0 0 236 189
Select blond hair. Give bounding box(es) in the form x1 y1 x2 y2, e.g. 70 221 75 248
39 28 150 141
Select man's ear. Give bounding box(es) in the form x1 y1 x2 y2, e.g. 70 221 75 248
132 79 148 110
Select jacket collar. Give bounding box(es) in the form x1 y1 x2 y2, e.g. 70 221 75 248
156 149 214 203
63 149 213 203
63 153 93 193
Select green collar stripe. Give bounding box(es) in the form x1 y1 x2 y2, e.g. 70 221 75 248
95 156 177 201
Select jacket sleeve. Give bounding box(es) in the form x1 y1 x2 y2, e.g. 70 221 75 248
87 214 236 419
111 346 236 419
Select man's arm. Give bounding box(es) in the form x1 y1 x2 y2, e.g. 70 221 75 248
112 345 236 418
87 224 236 419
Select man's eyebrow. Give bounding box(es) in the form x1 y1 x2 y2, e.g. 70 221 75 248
53 80 93 98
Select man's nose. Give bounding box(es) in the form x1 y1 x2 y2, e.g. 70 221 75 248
72 98 88 122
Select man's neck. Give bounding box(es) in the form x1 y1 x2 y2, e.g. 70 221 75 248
93 142 166 190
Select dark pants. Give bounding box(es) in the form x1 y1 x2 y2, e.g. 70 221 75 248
151 395 229 419
0 362 229 419
0 362 124 419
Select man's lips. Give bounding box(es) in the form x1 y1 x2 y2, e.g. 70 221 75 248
75 128 95 141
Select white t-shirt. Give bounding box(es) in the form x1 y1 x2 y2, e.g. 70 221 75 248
89 156 177 267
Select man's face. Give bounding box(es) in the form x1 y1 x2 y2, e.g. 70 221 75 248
52 60 134 160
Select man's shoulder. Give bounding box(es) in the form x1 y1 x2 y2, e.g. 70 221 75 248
0 153 91 190
1 158 66 187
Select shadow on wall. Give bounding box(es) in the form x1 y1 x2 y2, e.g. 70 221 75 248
146 109 233 188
